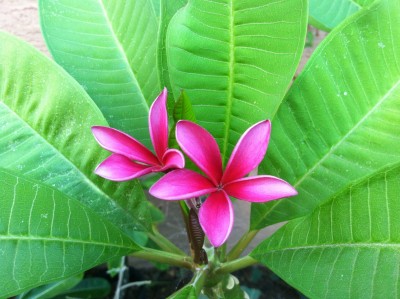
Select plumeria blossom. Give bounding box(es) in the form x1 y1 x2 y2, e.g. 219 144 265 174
91 88 184 181
150 120 297 247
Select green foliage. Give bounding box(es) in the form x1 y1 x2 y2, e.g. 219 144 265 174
252 0 400 229
17 274 83 299
107 256 125 278
203 275 249 299
173 90 197 124
167 285 196 299
305 30 315 48
54 277 111 298
166 0 308 164
309 0 375 31
1 0 398 297
39 0 161 147
251 164 400 298
157 0 187 107
169 90 197 149
309 0 359 31
0 169 140 298
0 31 154 235
19 277 111 299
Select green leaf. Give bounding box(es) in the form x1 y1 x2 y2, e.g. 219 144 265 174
166 0 308 163
241 286 261 299
0 169 140 298
17 274 83 299
203 275 247 299
169 90 197 149
107 256 124 278
0 31 153 234
157 0 187 104
354 0 376 6
167 285 196 299
55 277 111 299
150 0 161 18
251 164 400 298
308 0 360 31
39 0 161 147
173 90 197 124
252 0 400 229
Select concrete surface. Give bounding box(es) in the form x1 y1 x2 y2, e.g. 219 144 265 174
0 1 49 55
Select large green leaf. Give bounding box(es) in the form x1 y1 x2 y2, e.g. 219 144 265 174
0 169 140 298
157 0 187 101
0 31 153 234
308 0 374 31
251 165 400 298
166 0 308 163
39 0 161 147
252 0 400 229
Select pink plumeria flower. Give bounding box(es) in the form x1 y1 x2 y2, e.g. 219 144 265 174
91 88 185 181
150 120 297 247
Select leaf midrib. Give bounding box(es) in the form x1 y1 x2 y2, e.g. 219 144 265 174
98 0 149 112
221 0 235 165
264 242 400 253
261 78 400 222
0 234 138 250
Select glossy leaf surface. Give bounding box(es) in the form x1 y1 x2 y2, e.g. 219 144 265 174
0 169 140 298
0 31 153 234
167 0 308 164
251 165 400 298
308 0 374 31
252 0 400 229
157 0 187 103
40 0 161 147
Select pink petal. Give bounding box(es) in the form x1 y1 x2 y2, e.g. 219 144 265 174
149 169 216 200
91 126 159 166
224 175 297 202
221 120 271 184
176 120 223 185
149 88 169 160
199 191 233 247
95 154 154 181
160 149 185 171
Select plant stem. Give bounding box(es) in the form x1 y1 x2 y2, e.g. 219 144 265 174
215 256 258 275
148 226 186 256
226 229 259 261
131 247 193 269
192 267 209 296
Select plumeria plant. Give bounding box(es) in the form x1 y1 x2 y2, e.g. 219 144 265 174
93 88 297 250
0 0 399 298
